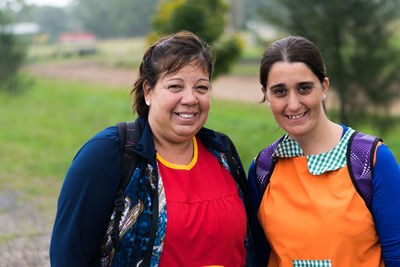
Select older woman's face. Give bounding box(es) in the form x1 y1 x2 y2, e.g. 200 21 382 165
145 63 211 145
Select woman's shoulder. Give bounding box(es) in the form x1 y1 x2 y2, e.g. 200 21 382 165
71 125 121 165
197 127 234 151
375 143 397 165
257 135 286 157
65 125 122 201
89 125 119 144
79 125 119 150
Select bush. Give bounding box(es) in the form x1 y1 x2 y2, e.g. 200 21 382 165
150 0 243 78
0 10 27 93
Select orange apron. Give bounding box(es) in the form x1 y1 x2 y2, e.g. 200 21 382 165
258 157 384 266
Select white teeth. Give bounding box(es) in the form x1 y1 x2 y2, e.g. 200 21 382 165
179 113 194 118
288 114 304 119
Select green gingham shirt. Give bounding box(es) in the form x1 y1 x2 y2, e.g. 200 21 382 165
273 127 355 175
292 259 332 267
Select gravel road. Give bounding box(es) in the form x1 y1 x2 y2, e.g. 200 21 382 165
0 191 51 267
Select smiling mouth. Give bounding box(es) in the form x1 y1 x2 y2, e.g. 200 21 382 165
176 113 195 118
286 112 306 119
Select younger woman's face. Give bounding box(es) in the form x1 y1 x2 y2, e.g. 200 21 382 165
264 61 328 139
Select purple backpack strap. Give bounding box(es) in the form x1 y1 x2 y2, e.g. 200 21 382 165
255 136 285 196
347 131 382 211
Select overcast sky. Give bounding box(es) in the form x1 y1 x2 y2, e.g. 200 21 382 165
24 0 73 7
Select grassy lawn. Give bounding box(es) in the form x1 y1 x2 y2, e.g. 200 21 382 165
0 77 134 214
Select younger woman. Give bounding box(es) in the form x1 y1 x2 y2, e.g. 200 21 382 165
247 36 400 267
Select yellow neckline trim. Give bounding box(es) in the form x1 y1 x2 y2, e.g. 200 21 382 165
157 136 198 170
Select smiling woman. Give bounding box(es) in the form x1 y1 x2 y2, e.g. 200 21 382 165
50 31 255 267
247 36 400 267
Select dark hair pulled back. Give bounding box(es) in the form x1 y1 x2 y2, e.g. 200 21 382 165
259 36 326 98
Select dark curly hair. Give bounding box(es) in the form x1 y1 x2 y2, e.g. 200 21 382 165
130 31 215 117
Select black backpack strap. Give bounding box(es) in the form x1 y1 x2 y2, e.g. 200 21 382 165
225 135 247 190
112 119 141 249
224 135 249 204
347 131 382 212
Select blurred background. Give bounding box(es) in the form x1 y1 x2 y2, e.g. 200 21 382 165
1 0 399 265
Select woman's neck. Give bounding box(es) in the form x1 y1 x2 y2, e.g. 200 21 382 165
292 119 343 156
154 136 195 165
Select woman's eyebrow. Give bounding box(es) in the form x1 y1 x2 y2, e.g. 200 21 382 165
298 81 314 86
269 83 286 90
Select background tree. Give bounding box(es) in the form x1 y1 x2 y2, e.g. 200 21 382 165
0 8 26 93
151 0 243 78
13 3 36 22
35 6 67 41
255 0 400 125
73 0 158 38
12 4 69 42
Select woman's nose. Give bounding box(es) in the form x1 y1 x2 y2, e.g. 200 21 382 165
287 93 301 111
181 88 198 105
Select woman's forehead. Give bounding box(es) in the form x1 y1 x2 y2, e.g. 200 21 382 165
267 62 319 85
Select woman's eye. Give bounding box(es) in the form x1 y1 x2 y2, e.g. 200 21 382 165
168 84 182 90
196 85 209 92
299 86 312 94
272 88 287 96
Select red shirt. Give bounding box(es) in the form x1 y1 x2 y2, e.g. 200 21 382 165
158 137 246 267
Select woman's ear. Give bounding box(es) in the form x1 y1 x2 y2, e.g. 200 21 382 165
143 81 151 106
321 77 329 101
261 86 270 106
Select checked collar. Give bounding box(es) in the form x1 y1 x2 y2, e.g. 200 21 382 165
273 127 355 175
